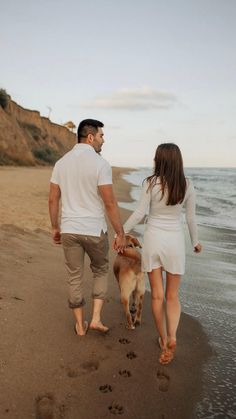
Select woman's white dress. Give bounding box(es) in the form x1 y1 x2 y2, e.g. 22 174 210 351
123 178 198 275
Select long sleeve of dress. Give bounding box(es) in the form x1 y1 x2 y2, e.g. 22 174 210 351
185 180 199 247
123 181 151 233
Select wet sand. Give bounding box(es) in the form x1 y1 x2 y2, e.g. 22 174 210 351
0 166 212 418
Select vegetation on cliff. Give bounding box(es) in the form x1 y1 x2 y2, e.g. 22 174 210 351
0 89 10 110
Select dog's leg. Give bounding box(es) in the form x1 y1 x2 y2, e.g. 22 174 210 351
120 288 135 330
134 293 144 326
134 274 145 326
130 290 137 316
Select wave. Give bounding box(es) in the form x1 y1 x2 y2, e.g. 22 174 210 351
196 205 216 216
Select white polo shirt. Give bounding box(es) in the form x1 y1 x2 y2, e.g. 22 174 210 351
50 143 112 236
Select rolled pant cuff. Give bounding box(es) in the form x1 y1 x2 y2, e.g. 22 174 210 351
68 298 86 309
92 294 107 300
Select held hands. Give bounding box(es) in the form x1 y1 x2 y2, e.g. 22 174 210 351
194 243 202 253
113 232 126 254
52 228 61 244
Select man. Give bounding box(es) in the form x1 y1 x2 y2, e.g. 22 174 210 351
49 119 125 335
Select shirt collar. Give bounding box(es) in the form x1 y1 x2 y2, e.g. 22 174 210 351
73 143 95 152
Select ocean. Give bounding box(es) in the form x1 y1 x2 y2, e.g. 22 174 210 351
121 167 236 231
119 167 236 419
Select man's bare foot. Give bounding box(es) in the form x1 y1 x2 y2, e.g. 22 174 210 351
74 321 88 336
89 321 109 333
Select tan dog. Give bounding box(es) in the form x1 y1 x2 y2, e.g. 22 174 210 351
113 234 145 329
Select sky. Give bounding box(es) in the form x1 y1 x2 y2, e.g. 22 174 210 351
1 0 236 167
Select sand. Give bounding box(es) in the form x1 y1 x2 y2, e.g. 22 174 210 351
0 166 212 419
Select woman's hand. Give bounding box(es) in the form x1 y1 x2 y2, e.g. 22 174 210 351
194 243 202 253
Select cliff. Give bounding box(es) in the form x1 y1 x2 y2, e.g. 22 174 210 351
0 97 76 165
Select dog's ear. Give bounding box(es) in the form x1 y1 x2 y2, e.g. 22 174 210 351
125 234 142 248
131 236 142 248
125 234 132 246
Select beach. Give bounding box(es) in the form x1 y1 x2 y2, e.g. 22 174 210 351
0 166 212 419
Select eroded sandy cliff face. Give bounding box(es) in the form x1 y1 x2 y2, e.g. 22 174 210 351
0 98 76 165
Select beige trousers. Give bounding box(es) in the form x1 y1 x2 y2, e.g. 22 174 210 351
61 232 109 308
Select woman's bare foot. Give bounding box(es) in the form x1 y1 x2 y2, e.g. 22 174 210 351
168 339 177 351
158 336 167 350
89 321 109 333
159 340 176 365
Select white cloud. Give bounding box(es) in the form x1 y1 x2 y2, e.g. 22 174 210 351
83 87 178 111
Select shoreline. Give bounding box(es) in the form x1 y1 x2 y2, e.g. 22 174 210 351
0 166 212 418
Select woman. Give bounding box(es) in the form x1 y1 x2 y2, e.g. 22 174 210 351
123 143 202 365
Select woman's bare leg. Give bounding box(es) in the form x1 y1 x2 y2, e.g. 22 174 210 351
148 268 167 348
165 272 181 345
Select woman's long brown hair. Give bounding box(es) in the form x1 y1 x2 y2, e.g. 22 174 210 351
146 143 186 205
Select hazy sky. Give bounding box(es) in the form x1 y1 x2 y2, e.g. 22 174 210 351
1 0 236 167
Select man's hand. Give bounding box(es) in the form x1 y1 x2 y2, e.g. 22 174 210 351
52 228 61 244
113 233 126 253
98 184 126 252
49 182 61 244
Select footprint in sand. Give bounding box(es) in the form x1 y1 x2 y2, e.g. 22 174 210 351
81 360 100 372
119 369 132 378
156 369 170 392
67 367 79 378
35 393 66 419
108 402 124 415
118 338 131 345
105 344 113 350
66 359 100 377
126 351 137 359
99 384 113 393
35 393 55 419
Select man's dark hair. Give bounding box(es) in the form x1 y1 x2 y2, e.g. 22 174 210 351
77 119 104 143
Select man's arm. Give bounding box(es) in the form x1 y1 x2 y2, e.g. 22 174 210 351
48 182 61 244
98 184 126 252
